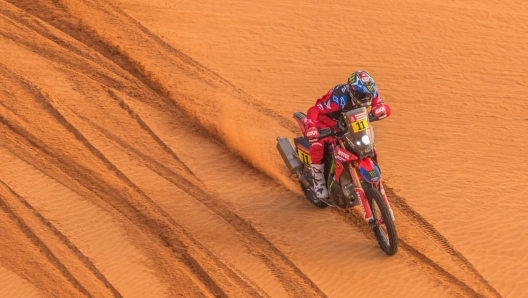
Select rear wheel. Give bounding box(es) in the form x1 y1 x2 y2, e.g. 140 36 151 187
366 187 398 255
300 182 328 208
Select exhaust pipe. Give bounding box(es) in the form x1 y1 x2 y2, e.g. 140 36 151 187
276 137 304 174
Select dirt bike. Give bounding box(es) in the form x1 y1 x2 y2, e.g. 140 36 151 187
276 107 398 255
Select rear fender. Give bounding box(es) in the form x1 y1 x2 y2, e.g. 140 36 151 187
293 112 308 135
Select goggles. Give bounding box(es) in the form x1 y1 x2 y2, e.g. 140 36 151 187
351 90 373 103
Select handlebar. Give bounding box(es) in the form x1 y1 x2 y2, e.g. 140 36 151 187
369 113 380 122
317 127 334 139
315 113 379 140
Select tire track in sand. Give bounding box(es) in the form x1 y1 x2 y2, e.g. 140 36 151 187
18 95 238 296
0 2 130 87
0 15 287 291
0 63 230 296
31 91 290 297
0 120 210 297
337 194 501 298
0 180 123 298
0 18 272 296
104 0 300 135
3 0 300 137
0 181 92 298
107 90 198 179
77 90 327 298
384 185 502 298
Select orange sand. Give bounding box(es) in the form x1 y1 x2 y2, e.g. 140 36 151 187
0 0 526 297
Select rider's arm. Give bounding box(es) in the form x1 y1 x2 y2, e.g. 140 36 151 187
370 94 391 119
307 88 341 127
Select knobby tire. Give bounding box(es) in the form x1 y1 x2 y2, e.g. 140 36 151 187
366 187 398 255
300 182 328 209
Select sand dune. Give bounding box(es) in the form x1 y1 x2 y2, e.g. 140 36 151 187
0 0 526 297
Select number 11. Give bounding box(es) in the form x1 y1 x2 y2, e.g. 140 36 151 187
356 120 365 130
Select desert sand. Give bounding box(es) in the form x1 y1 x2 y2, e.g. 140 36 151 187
0 0 527 297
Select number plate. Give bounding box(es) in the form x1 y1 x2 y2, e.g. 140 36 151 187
350 115 369 133
297 148 312 165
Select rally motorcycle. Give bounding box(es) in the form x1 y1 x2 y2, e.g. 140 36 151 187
276 107 398 255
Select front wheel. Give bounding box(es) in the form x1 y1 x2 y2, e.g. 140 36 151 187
366 187 398 255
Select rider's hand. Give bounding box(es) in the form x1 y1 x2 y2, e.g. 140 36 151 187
372 106 387 119
306 126 320 143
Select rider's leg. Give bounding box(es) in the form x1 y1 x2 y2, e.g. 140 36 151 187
311 163 329 199
310 133 329 199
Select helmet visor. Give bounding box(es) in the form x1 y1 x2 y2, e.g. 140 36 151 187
351 90 373 105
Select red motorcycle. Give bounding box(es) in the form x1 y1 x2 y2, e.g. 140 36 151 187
277 107 398 255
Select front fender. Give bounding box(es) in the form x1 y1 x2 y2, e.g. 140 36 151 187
358 157 381 183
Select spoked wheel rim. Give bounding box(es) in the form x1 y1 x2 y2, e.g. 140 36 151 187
370 197 391 248
366 187 398 255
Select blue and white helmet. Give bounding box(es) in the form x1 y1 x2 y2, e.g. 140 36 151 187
347 70 378 107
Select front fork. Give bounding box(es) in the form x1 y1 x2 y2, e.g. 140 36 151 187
377 181 395 222
338 140 374 224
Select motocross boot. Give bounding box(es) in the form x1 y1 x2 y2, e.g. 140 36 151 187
311 163 329 199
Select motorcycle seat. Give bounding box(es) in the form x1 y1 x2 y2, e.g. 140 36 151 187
294 136 311 151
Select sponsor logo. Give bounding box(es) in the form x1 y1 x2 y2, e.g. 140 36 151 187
369 170 376 177
336 149 350 160
317 103 324 110
374 106 385 113
338 96 346 110
306 130 318 137
332 95 339 105
360 85 369 93
351 112 367 121
366 85 374 92
373 106 386 117
349 73 357 84
359 72 370 82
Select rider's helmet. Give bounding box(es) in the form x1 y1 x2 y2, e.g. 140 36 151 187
347 70 378 107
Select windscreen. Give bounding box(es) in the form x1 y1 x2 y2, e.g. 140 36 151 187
343 108 375 158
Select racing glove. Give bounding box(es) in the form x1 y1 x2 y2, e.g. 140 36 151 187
306 126 320 143
371 105 388 120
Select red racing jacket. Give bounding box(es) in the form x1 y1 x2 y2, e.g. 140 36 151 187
307 84 391 129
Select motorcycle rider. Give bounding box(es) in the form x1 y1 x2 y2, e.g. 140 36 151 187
305 70 391 199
